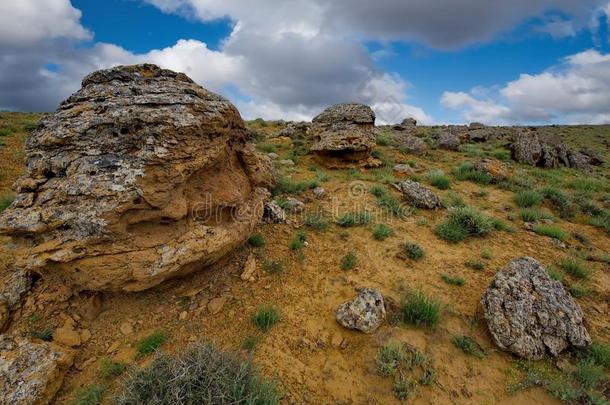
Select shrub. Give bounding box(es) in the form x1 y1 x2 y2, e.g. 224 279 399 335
533 224 569 242
289 231 307 250
427 170 451 190
435 207 494 243
558 258 590 279
519 208 552 222
590 211 610 234
441 192 466 209
574 359 605 390
453 163 493 184
588 342 610 370
400 291 440 327
115 342 280 404
73 384 104 405
465 260 485 271
441 274 465 286
251 306 280 332
514 190 543 208
340 252 357 270
336 211 371 227
304 214 329 231
369 185 386 197
376 342 409 376
99 358 127 379
377 193 406 217
452 335 486 358
393 378 418 401
372 224 393 241
136 331 166 358
248 233 265 247
541 187 575 219
403 242 424 260
0 195 14 213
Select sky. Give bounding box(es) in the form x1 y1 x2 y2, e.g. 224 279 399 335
2 1 610 125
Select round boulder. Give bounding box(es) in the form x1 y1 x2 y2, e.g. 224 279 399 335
336 288 386 333
0 64 276 292
481 257 591 360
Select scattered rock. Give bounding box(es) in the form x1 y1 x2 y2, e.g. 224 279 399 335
393 164 414 175
437 131 461 150
241 254 257 281
0 64 274 292
277 121 310 139
313 187 326 198
119 322 133 336
473 158 507 181
394 133 427 155
263 201 286 223
0 335 74 405
310 104 380 168
179 311 188 320
208 297 226 315
395 180 442 209
279 159 295 166
481 257 591 359
336 288 386 334
267 152 279 160
284 197 305 213
0 267 32 310
53 327 82 348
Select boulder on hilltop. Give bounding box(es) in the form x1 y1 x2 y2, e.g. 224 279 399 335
0 64 276 292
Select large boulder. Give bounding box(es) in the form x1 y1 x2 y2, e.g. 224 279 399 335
394 133 427 155
395 180 442 209
473 158 508 182
436 130 461 151
336 288 386 333
310 104 380 168
0 335 74 405
481 257 591 360
0 64 276 292
511 130 587 169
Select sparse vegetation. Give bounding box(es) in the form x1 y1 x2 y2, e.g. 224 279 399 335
336 211 371 227
453 163 493 184
340 252 357 270
136 331 167 358
400 291 441 327
251 306 280 332
403 241 425 260
99 358 127 379
73 384 105 405
541 187 576 219
435 207 494 243
273 176 318 196
248 233 265 247
519 208 552 222
533 224 569 242
452 335 486 358
465 260 485 271
115 342 280 404
289 231 307 250
304 214 329 231
441 274 465 286
569 283 590 298
372 224 393 240
558 258 590 279
263 260 284 274
427 170 451 190
513 190 543 208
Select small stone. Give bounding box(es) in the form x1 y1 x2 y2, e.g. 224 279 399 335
313 187 326 198
263 201 286 223
393 164 413 175
208 297 226 315
395 180 442 209
53 327 82 348
241 254 257 281
279 159 295 166
119 322 133 336
267 152 279 160
336 288 386 334
285 197 304 213
179 311 188 320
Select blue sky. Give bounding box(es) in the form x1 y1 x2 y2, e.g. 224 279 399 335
3 0 610 124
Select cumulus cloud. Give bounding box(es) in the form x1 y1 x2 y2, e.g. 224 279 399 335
442 49 610 124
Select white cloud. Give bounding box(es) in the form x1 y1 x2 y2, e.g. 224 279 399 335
442 49 610 124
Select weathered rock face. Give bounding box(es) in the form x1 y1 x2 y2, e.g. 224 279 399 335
512 130 589 169
436 131 461 151
392 117 417 131
395 180 442 209
0 64 276 292
277 121 310 139
336 288 386 333
481 257 591 360
394 133 427 155
473 158 508 182
0 335 74 405
310 104 380 168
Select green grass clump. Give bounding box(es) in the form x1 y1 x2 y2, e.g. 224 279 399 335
569 283 590 298
304 214 329 231
340 252 357 270
590 211 610 234
247 233 265 247
465 260 485 271
115 342 280 405
257 143 277 154
403 242 424 260
441 192 466 209
336 211 371 227
427 170 451 190
263 260 284 274
519 208 552 222
30 326 54 341
73 384 105 405
376 130 395 146
0 195 14 213
533 224 569 242
400 291 441 327
273 176 318 196
481 249 493 260
289 231 307 250
588 342 610 370
372 224 393 241
376 342 409 376
0 125 17 137
369 185 386 197
240 334 262 352
251 306 280 332
452 335 486 358
441 274 465 286
541 187 576 219
453 163 493 184
514 190 543 208
136 331 167 358
435 207 494 243
558 258 590 279
99 358 127 379
574 359 605 391
546 266 565 282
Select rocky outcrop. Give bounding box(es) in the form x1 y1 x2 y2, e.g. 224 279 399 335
0 64 276 292
392 117 417 131
394 133 427 155
310 104 380 168
277 121 310 139
395 180 442 209
436 131 461 151
511 130 590 169
336 288 386 333
263 201 286 223
481 257 591 360
0 335 74 405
